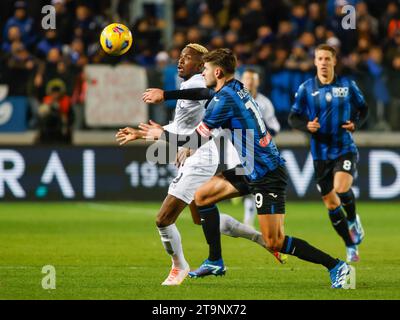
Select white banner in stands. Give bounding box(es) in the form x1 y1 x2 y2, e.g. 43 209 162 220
85 64 148 127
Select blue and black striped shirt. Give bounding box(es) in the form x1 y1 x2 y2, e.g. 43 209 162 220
291 76 367 160
198 79 285 181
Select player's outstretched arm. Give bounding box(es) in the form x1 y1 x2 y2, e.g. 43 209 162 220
139 120 211 150
163 88 214 101
142 88 165 104
350 105 369 131
115 127 144 145
142 88 213 104
138 120 165 140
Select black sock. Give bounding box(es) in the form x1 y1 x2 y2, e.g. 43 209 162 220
337 190 356 222
329 206 354 246
198 204 221 261
281 236 339 270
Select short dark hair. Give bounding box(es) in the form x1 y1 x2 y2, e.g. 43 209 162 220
202 48 237 75
315 44 337 57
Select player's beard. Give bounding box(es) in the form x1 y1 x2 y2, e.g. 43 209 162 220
205 78 217 89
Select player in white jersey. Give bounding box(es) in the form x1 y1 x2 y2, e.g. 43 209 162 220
162 71 220 204
117 44 285 286
240 69 281 227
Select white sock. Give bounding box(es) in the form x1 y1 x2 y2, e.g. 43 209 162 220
157 224 188 269
244 196 257 227
220 213 265 248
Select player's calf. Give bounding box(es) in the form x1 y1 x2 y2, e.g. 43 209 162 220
156 195 187 227
219 213 288 264
337 189 357 222
321 190 341 211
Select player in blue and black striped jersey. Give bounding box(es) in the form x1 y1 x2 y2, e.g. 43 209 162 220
289 44 368 263
139 48 355 289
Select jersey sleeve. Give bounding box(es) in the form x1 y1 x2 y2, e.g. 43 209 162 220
349 80 368 128
349 80 367 109
259 95 280 134
291 83 307 115
196 92 233 137
164 88 214 101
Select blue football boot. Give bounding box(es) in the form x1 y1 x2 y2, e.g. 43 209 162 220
330 260 356 289
188 259 226 278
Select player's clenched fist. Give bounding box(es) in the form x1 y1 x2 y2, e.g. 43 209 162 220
307 117 320 133
341 120 356 132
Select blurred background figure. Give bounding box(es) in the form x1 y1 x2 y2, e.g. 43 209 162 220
36 79 73 145
241 69 280 135
36 29 62 59
367 46 391 130
146 50 171 124
3 1 37 50
2 25 22 53
388 53 400 131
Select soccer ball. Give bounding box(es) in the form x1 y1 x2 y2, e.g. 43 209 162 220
100 23 132 56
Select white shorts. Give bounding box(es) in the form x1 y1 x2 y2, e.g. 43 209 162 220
214 128 241 170
168 141 219 204
225 139 241 169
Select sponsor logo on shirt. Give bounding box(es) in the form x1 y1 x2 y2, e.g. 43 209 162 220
325 92 333 102
332 87 349 98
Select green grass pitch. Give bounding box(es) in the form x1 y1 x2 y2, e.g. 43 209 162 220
0 201 399 300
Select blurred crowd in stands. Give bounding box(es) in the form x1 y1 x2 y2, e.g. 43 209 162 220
0 0 400 143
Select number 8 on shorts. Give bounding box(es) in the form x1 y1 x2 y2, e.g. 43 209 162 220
343 160 352 171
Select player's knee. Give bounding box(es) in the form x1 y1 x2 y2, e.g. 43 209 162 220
155 217 167 227
334 185 350 194
322 195 340 210
194 192 211 207
156 212 173 227
325 202 339 210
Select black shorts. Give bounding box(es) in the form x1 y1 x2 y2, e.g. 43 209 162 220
222 165 287 215
314 152 358 196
